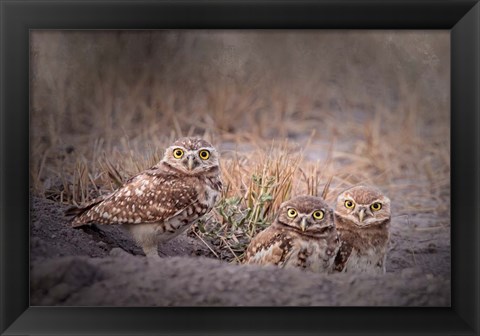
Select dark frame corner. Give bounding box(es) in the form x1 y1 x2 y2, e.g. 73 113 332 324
1 1 479 335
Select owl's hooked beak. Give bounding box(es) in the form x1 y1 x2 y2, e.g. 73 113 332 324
186 155 197 171
300 217 307 232
357 208 366 223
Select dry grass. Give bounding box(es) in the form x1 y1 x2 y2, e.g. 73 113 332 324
29 30 450 262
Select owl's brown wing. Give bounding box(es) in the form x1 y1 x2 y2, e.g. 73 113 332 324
333 240 353 272
70 169 199 226
243 227 294 266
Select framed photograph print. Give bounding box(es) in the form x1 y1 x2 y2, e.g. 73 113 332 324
1 0 479 335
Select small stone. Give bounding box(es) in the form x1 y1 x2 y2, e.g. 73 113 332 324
109 247 129 257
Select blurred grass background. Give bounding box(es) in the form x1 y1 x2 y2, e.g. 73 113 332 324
30 30 450 261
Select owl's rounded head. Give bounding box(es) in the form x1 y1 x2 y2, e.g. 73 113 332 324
335 185 391 227
163 137 219 174
275 195 334 234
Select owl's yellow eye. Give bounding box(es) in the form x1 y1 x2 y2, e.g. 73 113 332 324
173 148 184 159
287 208 297 218
344 200 355 209
312 210 324 220
371 202 382 211
199 149 210 160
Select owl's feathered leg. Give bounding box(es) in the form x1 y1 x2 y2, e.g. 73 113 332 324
125 223 162 258
143 244 160 259
380 253 387 274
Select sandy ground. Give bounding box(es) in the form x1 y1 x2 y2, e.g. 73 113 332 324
30 197 450 306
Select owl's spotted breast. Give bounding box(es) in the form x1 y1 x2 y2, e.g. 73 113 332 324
334 220 389 273
290 237 338 272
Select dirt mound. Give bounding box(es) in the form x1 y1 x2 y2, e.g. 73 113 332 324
30 197 450 306
31 254 449 306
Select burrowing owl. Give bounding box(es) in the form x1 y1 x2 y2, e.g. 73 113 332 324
333 185 391 274
244 195 340 273
66 137 222 258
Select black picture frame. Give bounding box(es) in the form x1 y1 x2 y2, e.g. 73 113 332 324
1 0 479 335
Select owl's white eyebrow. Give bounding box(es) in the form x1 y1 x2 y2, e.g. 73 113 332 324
353 199 383 205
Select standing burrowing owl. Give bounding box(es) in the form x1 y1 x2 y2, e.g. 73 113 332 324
66 137 222 258
333 185 391 274
244 195 340 273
